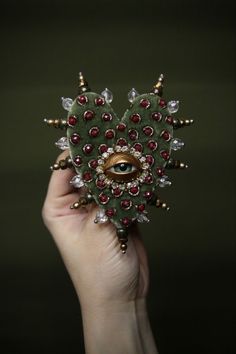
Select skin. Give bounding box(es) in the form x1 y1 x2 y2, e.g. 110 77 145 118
42 150 158 354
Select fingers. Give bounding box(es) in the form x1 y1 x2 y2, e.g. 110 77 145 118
46 151 76 200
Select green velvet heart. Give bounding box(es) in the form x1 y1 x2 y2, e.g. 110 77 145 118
67 91 173 229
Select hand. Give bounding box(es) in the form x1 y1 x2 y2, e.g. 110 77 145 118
42 151 158 354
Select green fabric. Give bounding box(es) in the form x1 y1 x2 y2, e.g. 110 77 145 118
67 91 173 229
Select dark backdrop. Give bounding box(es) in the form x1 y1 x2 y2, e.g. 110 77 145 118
0 1 235 353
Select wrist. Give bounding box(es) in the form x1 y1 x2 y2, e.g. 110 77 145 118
81 300 144 354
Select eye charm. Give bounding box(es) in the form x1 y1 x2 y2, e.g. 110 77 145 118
45 72 193 253
103 152 142 182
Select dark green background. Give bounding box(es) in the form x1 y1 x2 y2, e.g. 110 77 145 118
0 1 235 353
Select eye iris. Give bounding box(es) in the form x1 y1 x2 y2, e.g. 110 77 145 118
114 163 132 173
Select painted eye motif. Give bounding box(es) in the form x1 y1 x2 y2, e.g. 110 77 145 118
103 152 142 182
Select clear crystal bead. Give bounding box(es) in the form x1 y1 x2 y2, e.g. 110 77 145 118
167 100 179 114
55 137 69 150
101 88 113 103
170 138 185 151
137 214 150 223
61 97 73 111
70 174 84 188
115 146 122 152
158 175 171 188
107 147 114 154
94 209 108 224
128 88 139 103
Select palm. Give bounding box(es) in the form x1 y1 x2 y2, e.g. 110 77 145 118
43 158 149 305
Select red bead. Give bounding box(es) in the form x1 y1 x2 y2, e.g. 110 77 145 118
117 138 127 147
159 99 166 108
84 110 94 120
161 130 171 141
96 179 106 189
113 187 123 197
140 98 151 108
130 113 141 123
105 129 115 139
147 140 158 151
129 186 139 196
102 112 112 121
165 115 173 125
68 115 77 126
152 112 162 121
70 133 80 145
116 123 126 131
77 95 88 105
156 167 165 177
145 155 154 166
121 199 132 209
89 159 98 169
128 129 138 141
83 144 93 154
105 208 116 217
99 144 108 153
83 172 93 182
144 174 153 184
74 155 82 166
160 150 170 160
143 126 153 136
144 191 153 200
121 217 131 227
89 126 100 137
95 97 105 106
137 204 145 212
133 143 143 152
99 193 109 204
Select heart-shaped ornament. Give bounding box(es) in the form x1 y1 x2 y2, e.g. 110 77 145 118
45 73 193 253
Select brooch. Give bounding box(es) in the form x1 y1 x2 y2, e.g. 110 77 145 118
45 73 193 253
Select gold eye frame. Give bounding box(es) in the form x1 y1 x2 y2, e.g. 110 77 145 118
103 152 142 182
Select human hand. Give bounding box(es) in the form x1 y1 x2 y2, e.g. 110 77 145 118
42 151 157 354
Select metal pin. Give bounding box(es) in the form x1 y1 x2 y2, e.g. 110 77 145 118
152 73 164 96
173 118 194 129
78 72 91 94
50 156 72 171
44 118 68 129
166 158 189 170
156 199 170 211
70 196 89 209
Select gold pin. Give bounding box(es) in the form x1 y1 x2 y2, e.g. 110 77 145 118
156 199 170 211
44 118 68 129
78 72 91 94
173 118 194 129
166 158 189 169
50 156 72 171
153 73 164 97
70 197 88 209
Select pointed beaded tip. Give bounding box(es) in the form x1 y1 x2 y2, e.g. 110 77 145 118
44 118 68 129
166 158 189 169
50 156 72 171
153 73 164 96
78 72 91 94
173 118 194 129
156 199 170 211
